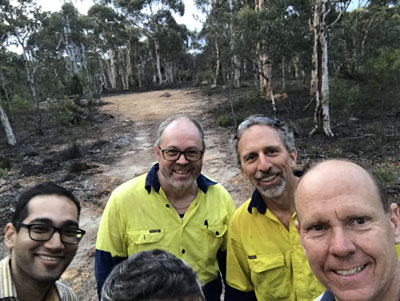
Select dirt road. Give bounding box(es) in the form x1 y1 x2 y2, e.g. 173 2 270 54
63 88 253 300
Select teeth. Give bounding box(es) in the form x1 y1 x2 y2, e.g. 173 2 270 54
260 175 277 181
39 255 60 261
335 265 365 276
175 170 188 174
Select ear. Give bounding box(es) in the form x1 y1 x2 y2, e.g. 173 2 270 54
294 220 301 236
289 149 298 168
389 203 400 244
154 145 161 160
4 223 17 249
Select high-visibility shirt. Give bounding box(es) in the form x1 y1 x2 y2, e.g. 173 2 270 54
226 189 325 301
95 164 235 296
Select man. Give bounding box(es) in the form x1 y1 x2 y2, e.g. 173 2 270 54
225 115 324 300
1 182 85 301
101 249 205 301
95 115 235 300
295 159 400 301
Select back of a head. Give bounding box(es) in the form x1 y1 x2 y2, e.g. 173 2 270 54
101 249 205 301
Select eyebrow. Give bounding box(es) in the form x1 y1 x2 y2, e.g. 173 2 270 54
28 217 79 227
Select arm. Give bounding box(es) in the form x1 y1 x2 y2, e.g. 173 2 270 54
95 191 128 299
95 250 126 298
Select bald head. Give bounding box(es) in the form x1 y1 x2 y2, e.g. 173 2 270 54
296 160 389 221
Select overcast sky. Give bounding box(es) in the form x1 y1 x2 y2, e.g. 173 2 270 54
35 0 204 31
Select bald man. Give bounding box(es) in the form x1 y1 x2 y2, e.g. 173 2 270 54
295 159 400 301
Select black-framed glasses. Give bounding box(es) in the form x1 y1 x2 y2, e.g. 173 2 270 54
19 223 85 245
158 147 204 162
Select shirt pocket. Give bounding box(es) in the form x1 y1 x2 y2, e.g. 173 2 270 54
126 229 164 254
247 252 290 300
200 224 227 255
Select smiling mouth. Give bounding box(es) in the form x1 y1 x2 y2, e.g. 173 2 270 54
334 265 366 276
174 170 190 175
38 255 62 262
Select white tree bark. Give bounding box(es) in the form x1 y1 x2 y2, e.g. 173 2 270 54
0 103 17 146
310 0 334 137
212 39 220 88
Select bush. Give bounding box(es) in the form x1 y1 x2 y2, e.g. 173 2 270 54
217 115 232 127
330 78 361 115
375 166 397 184
10 95 34 114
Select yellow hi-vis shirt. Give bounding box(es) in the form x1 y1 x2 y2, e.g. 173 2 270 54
226 190 325 301
96 164 235 286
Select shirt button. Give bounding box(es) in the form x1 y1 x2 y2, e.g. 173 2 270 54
181 249 186 254
215 231 219 235
166 204 170 208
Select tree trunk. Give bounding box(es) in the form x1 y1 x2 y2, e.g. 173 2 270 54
0 69 12 117
0 102 17 146
255 0 275 110
106 49 117 90
212 39 220 88
310 0 334 137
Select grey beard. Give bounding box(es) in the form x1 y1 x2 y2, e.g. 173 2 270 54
257 178 287 199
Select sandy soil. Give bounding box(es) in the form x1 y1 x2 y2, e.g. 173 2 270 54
61 88 253 300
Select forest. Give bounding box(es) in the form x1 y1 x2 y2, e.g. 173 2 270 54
0 0 399 146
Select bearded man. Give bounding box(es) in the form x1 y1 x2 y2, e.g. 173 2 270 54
225 115 324 301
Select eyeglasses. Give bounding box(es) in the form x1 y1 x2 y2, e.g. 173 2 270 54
19 223 85 245
158 147 204 162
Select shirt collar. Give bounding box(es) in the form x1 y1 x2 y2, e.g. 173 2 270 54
320 290 335 301
247 169 303 214
145 163 217 194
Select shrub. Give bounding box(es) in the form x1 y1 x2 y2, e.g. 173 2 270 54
217 115 232 127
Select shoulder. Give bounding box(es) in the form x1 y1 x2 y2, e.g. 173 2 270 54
56 281 78 300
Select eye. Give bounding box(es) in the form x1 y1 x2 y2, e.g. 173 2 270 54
311 225 324 231
30 225 51 233
62 228 79 237
243 153 257 162
165 149 179 156
352 217 368 226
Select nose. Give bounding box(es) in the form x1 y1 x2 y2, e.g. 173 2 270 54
175 152 189 164
257 154 272 172
329 228 356 257
44 231 65 250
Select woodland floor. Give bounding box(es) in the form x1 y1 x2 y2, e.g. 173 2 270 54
0 86 399 300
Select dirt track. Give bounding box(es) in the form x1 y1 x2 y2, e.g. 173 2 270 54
62 88 253 300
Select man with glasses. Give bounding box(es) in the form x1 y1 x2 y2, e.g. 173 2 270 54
95 115 235 300
225 115 324 300
1 182 85 301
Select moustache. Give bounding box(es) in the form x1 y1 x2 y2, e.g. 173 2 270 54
254 167 281 180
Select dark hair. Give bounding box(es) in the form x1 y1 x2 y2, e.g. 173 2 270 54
101 249 205 301
234 115 295 165
12 182 81 230
155 115 205 149
301 159 390 212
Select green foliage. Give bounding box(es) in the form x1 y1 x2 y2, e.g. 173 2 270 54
46 98 87 127
216 115 232 127
10 95 34 114
365 48 400 91
330 78 362 115
15 153 24 161
0 168 7 177
375 166 397 184
236 87 262 104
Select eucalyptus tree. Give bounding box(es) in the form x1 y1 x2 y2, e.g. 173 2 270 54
87 4 130 90
309 0 350 137
97 0 185 86
0 22 16 146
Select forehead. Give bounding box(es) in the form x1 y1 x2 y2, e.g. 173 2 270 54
296 163 384 220
25 194 79 222
160 118 202 148
238 125 284 151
